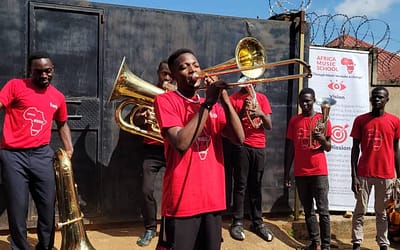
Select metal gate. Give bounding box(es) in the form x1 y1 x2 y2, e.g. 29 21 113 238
28 2 104 224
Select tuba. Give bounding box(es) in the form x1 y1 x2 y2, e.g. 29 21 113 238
109 57 164 143
53 148 96 250
309 97 336 149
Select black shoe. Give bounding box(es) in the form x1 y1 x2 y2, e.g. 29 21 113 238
250 223 274 242
137 229 156 247
380 246 388 250
229 221 245 241
352 243 360 250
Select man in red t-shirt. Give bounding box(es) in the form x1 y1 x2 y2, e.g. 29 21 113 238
0 52 73 250
153 48 244 250
350 86 400 250
135 60 175 247
284 88 332 250
228 79 274 242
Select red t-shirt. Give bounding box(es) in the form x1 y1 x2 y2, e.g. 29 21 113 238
229 90 272 148
286 113 332 176
0 78 68 149
154 91 227 217
350 112 400 179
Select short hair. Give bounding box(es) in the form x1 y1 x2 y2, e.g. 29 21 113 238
157 59 168 72
28 51 51 68
372 86 389 97
299 87 315 99
168 48 196 70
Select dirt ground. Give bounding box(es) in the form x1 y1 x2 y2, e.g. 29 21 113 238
0 215 399 250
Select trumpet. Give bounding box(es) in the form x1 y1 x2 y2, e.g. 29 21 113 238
244 84 263 129
238 75 263 129
194 36 312 88
309 97 336 150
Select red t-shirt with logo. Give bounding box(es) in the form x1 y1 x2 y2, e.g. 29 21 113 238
229 90 272 148
0 78 68 149
286 113 332 176
350 112 400 179
154 91 227 217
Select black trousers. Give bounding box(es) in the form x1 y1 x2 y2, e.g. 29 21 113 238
141 144 165 230
157 212 222 250
231 144 266 226
1 146 55 250
296 175 331 249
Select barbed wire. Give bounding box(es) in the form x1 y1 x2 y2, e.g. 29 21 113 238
306 12 391 51
268 0 400 82
268 0 312 16
306 12 399 82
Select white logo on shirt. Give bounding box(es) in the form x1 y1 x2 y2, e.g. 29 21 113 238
367 129 383 151
50 102 58 109
23 107 47 136
196 130 211 160
209 111 217 119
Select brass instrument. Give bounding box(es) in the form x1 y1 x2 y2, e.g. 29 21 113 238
109 57 164 143
194 36 312 87
309 97 336 149
53 148 96 250
245 84 263 129
238 75 263 129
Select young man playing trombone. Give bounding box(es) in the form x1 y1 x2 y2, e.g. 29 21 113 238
153 48 244 250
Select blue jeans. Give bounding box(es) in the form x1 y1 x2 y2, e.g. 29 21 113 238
296 175 331 249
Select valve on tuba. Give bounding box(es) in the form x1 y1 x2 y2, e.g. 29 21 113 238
109 57 164 143
54 148 96 250
309 97 336 150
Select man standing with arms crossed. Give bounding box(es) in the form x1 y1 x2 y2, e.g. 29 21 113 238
351 86 400 250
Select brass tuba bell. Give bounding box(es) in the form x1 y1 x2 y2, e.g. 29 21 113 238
310 97 336 149
54 148 96 250
109 57 164 143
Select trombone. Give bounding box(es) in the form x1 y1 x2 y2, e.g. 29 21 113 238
194 36 312 88
108 37 312 143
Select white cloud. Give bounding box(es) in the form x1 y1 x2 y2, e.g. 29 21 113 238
335 0 399 17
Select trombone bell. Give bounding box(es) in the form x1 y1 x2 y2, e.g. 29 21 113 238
235 37 267 79
193 36 312 87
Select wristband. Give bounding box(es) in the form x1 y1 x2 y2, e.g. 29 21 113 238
201 102 213 111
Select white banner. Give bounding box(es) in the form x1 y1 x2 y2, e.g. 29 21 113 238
308 46 371 211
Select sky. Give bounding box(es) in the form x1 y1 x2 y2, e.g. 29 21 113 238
90 0 400 53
